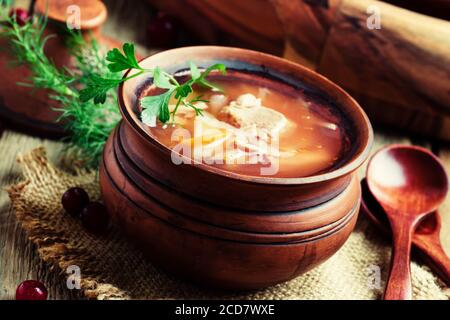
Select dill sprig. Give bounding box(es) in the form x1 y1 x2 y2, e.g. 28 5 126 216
0 4 121 167
3 13 75 96
57 31 122 166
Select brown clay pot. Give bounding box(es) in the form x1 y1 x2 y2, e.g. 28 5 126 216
100 153 359 289
103 124 361 239
0 0 121 138
102 128 360 242
100 127 361 289
116 46 372 212
99 46 372 289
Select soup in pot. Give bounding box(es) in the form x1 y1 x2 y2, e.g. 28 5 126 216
140 71 351 178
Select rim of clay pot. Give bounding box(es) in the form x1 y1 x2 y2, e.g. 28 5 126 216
118 46 373 185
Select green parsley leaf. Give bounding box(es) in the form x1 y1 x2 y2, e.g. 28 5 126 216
202 63 227 77
196 63 227 92
106 43 141 72
78 43 227 125
140 89 173 125
158 91 173 123
189 61 201 81
174 83 193 99
79 75 122 104
189 95 208 104
153 66 175 90
183 101 204 116
140 99 159 126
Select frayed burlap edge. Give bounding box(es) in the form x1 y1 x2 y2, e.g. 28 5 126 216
7 147 130 300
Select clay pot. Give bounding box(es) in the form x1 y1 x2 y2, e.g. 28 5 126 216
99 46 372 289
101 142 359 289
0 0 121 138
101 151 359 288
115 46 372 211
101 125 361 289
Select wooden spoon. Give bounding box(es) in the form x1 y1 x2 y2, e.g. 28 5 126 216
366 145 448 300
360 178 450 286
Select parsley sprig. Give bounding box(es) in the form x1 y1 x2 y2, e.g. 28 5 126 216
80 43 227 126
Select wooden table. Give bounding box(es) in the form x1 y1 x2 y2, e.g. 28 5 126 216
1 0 449 300
1 128 450 300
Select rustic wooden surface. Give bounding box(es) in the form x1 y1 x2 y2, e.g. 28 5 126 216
0 0 449 300
1 128 449 299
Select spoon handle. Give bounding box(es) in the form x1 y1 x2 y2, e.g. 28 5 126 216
384 217 414 300
414 233 450 286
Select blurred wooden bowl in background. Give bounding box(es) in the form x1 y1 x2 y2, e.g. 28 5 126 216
147 0 285 55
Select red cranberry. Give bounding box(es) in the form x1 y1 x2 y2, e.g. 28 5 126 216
9 8 30 26
62 187 90 217
16 280 48 300
147 12 178 48
80 202 110 235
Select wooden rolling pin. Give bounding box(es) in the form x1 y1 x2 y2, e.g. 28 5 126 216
273 0 450 140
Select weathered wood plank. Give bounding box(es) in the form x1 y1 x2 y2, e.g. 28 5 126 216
0 0 152 299
0 0 154 299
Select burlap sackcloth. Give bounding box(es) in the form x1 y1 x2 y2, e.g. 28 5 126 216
6 147 450 300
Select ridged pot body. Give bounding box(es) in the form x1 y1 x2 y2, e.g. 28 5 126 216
100 125 361 289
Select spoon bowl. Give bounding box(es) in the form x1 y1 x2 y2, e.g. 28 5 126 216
367 145 448 215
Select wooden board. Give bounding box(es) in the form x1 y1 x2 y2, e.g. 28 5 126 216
146 0 450 141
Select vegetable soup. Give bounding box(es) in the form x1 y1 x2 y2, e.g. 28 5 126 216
140 71 351 178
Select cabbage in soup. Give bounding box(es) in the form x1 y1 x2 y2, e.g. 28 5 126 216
141 71 350 178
